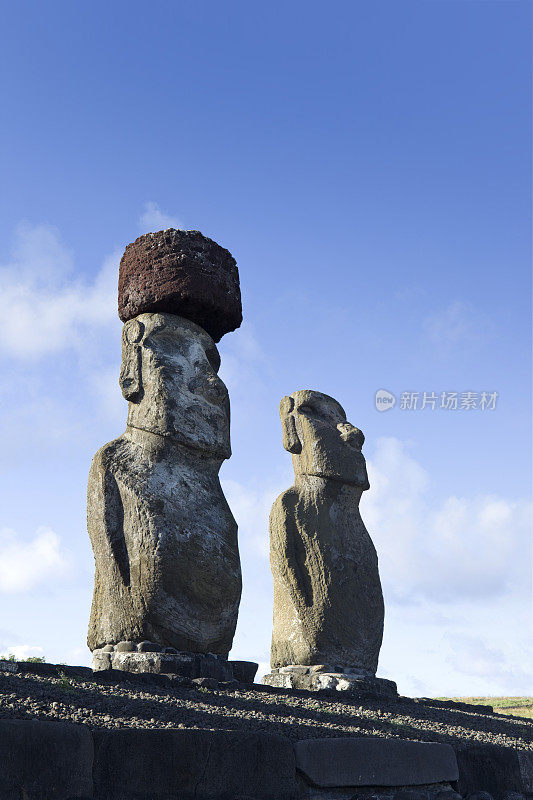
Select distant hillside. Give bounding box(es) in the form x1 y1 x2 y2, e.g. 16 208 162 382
440 697 533 719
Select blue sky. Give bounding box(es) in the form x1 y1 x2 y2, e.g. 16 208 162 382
0 0 531 696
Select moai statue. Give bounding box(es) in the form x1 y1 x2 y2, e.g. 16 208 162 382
88 230 256 682
263 390 396 697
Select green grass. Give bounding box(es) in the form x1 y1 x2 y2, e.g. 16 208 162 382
0 654 46 663
440 697 533 719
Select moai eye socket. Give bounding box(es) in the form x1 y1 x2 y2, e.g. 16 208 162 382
298 404 324 420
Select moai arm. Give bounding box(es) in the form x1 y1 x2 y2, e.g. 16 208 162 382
89 450 130 587
87 445 132 652
270 490 315 611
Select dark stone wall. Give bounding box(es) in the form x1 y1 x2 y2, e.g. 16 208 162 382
0 717 530 799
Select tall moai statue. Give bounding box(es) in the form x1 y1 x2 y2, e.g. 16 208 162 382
263 390 396 696
88 229 252 680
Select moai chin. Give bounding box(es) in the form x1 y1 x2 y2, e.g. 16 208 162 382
264 390 396 696
87 230 250 679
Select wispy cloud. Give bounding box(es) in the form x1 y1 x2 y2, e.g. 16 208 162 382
222 478 286 559
423 300 493 353
0 222 119 359
138 201 184 233
0 527 71 593
362 437 532 604
445 631 533 695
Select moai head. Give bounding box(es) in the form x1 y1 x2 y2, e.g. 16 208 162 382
279 390 370 488
120 312 230 458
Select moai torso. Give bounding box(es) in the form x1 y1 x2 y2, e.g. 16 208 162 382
87 428 240 653
270 390 384 674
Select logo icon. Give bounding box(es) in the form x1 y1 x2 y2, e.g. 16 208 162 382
375 389 396 412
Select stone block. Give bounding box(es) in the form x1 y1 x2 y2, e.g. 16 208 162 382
93 650 235 680
230 660 259 684
114 640 136 652
294 737 458 787
0 719 93 799
92 651 112 671
137 640 163 652
455 744 533 796
262 669 397 699
93 728 299 799
92 649 258 685
118 228 242 342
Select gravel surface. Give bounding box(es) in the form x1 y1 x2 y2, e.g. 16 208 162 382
0 666 531 752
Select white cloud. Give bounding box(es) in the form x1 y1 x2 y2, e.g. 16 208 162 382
362 437 532 604
0 223 119 359
88 364 125 424
0 527 71 593
222 476 288 668
423 300 492 352
222 478 286 559
444 631 533 695
138 201 184 233
219 322 267 386
9 222 74 284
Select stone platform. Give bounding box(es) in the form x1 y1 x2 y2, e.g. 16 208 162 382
0 720 465 799
263 665 398 698
92 643 257 684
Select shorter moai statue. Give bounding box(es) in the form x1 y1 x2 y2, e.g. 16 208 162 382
88 230 256 683
263 390 396 697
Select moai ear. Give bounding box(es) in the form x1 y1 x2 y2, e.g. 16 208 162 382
119 319 144 401
279 396 302 454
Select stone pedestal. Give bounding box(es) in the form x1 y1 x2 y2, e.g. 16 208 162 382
262 665 397 698
92 645 257 684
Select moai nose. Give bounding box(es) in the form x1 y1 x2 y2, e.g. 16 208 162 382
337 423 365 450
188 375 228 405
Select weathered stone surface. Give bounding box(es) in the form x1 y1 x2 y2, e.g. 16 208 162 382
262 669 397 698
0 719 93 799
294 737 459 787
92 649 239 680
114 640 136 652
118 229 242 342
517 751 533 792
455 744 533 796
230 659 259 684
269 390 384 673
92 728 299 799
466 794 494 800
87 313 241 654
393 792 431 800
137 640 163 652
